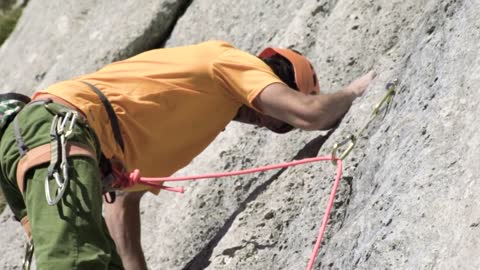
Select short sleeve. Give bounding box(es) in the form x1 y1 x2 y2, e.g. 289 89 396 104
212 48 286 110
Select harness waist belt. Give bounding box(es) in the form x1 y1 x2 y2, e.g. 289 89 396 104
16 142 97 193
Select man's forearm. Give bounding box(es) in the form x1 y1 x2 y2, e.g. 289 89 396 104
308 71 377 130
104 191 147 270
313 88 357 129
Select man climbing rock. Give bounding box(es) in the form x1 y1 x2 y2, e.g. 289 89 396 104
0 40 375 269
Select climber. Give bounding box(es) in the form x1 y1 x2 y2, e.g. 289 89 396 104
0 40 376 270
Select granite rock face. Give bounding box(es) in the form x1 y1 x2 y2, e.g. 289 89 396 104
1 0 479 269
0 0 190 93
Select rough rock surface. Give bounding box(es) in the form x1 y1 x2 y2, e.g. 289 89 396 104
1 0 480 269
0 0 190 93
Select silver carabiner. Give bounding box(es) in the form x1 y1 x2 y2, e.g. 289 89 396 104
56 111 70 134
58 111 78 138
50 115 60 137
45 172 68 206
44 110 78 206
22 240 34 270
59 134 69 183
65 112 78 138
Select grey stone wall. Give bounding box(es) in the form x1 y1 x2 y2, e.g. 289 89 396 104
1 0 479 269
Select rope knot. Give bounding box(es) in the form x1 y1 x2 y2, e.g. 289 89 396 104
106 167 184 193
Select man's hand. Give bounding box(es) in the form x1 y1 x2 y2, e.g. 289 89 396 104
345 70 377 97
253 70 377 131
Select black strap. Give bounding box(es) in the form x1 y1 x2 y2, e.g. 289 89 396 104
81 81 125 152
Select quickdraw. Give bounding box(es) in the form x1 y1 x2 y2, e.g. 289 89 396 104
332 79 399 163
44 105 82 205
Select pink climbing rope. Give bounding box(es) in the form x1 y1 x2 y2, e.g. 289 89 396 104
124 155 343 270
306 158 343 270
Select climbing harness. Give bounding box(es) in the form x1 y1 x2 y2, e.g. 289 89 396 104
40 81 127 205
10 99 91 269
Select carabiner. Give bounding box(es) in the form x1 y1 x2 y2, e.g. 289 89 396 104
331 134 357 164
22 240 34 270
372 79 398 116
62 111 78 138
57 112 69 134
57 111 78 138
43 109 79 206
60 135 69 182
45 171 68 206
50 115 60 137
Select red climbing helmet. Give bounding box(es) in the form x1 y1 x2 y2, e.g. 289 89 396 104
258 47 320 95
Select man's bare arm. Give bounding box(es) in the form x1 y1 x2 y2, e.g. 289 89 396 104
104 191 148 270
254 71 376 130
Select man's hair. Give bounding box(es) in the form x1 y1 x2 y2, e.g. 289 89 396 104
259 54 298 133
261 54 299 91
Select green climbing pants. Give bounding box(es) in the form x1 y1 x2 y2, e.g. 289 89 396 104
0 102 124 270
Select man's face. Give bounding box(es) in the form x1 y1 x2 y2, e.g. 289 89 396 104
234 106 294 133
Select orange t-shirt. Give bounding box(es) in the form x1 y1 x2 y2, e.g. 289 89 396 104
33 40 284 191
